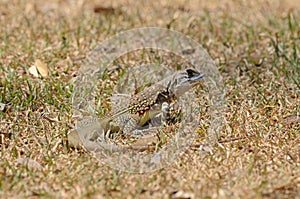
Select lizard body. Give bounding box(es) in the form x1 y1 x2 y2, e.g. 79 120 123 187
98 68 205 137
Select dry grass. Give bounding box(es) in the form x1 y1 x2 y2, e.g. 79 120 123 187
0 0 299 198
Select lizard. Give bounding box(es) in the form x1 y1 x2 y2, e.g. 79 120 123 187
77 68 205 143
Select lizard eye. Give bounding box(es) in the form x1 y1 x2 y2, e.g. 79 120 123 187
186 68 200 78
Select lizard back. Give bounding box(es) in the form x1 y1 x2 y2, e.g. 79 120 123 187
128 84 176 116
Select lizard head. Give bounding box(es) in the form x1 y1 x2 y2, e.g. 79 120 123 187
168 68 205 97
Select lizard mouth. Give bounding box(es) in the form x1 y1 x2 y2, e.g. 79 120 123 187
186 68 205 85
189 73 205 82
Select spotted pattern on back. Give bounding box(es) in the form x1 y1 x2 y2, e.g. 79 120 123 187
128 84 176 115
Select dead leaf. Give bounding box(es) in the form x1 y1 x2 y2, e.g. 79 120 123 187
171 190 194 199
93 6 121 15
0 103 5 111
34 59 48 77
28 65 39 77
16 158 43 171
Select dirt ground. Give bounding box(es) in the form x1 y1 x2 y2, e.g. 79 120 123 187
0 0 299 198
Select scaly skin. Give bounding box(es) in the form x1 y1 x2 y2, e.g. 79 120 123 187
99 68 205 137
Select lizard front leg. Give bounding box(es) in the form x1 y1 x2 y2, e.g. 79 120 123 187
122 109 162 137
